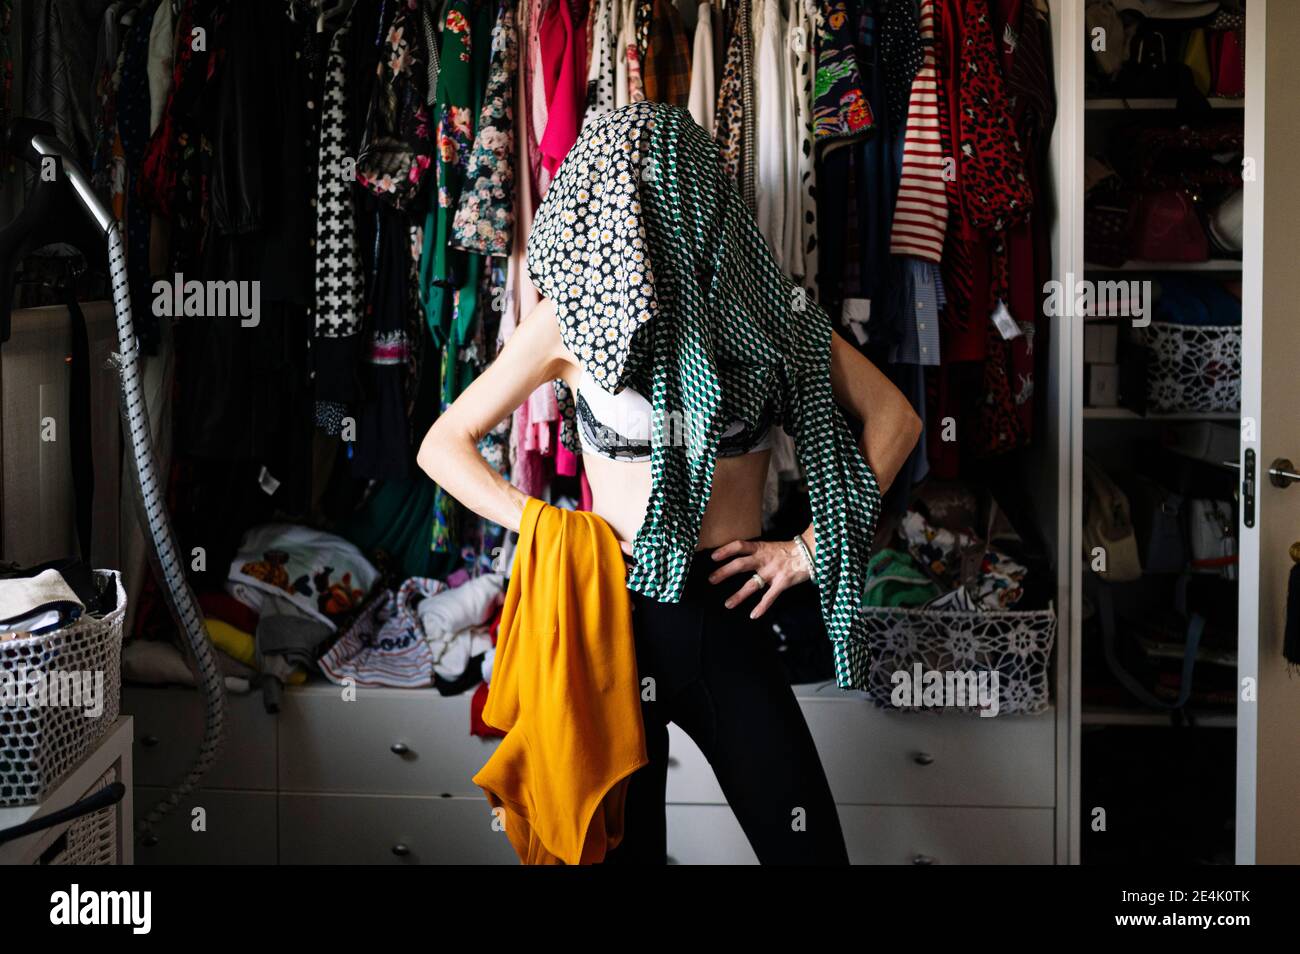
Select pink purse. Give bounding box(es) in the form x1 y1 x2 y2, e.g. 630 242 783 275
1129 190 1210 263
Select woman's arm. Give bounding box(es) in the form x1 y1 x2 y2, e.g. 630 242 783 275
787 329 922 563
711 328 923 617
827 328 924 497
416 299 570 533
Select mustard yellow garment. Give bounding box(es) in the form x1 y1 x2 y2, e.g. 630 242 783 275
205 617 256 667
204 617 306 685
473 497 648 865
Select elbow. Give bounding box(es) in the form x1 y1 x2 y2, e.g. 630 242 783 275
416 421 449 485
902 405 924 454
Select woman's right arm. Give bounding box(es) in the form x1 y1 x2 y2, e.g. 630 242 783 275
416 298 570 533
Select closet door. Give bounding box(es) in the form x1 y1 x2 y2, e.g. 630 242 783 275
1237 0 1300 865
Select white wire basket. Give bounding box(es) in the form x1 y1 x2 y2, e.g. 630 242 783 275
1142 322 1242 413
0 571 126 807
859 604 1057 716
39 765 120 865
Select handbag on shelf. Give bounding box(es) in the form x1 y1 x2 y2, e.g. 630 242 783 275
1208 188 1244 254
1187 498 1237 579
1084 156 1132 267
1129 189 1210 262
1119 25 1178 99
1124 475 1188 575
1183 27 1212 96
1201 22 1242 98
1083 458 1143 583
1086 202 1133 267
1134 124 1245 193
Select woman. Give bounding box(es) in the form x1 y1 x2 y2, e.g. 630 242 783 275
419 102 922 864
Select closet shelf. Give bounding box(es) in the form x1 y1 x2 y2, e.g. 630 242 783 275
1084 260 1243 273
1084 97 1245 111
1082 407 1239 422
1082 706 1235 729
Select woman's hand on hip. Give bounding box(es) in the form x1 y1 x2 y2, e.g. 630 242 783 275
708 539 809 619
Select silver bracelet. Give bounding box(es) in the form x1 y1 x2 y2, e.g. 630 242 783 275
793 533 818 585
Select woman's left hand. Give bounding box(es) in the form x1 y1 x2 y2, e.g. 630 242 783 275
708 539 809 619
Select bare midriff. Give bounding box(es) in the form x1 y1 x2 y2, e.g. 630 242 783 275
557 355 770 553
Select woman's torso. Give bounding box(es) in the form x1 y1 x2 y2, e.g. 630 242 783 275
557 357 771 551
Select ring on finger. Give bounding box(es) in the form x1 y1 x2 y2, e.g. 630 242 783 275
750 572 766 589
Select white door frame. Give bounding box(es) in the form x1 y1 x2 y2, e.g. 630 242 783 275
1235 0 1267 867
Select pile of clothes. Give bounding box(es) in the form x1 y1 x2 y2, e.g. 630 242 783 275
123 521 512 718
865 505 1030 613
319 570 505 695
124 523 379 708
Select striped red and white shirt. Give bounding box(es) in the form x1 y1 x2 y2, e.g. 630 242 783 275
889 0 948 262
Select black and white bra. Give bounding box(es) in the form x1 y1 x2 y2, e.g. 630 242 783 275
575 369 774 463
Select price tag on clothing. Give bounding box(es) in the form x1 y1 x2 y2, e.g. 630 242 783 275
843 297 872 346
258 466 282 497
991 300 1022 340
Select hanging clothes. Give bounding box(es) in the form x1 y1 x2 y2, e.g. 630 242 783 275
146 0 174 135
116 3 159 351
713 10 744 180
641 0 691 107
355 0 436 211
812 0 873 148
311 2 366 432
790 0 817 288
686 0 715 132
537 0 588 178
585 0 619 124
753 0 791 266
421 0 492 348
996 0 1057 447
889 0 945 262
452 0 518 257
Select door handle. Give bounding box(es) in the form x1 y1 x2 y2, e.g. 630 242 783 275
1270 458 1300 488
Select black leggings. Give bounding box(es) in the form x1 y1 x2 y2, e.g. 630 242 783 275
603 548 849 865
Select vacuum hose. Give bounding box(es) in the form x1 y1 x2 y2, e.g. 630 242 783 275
24 131 226 838
106 224 226 837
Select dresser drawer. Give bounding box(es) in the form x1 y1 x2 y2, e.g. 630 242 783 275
666 697 1055 808
124 687 277 790
665 804 1054 865
803 698 1056 807
279 793 517 864
134 787 277 865
278 687 500 796
839 805 1055 864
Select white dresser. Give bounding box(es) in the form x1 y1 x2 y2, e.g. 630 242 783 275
124 682 1055 865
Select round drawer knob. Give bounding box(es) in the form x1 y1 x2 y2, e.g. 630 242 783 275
390 742 410 756
912 752 935 766
392 843 411 857
912 854 935 866
141 735 160 748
